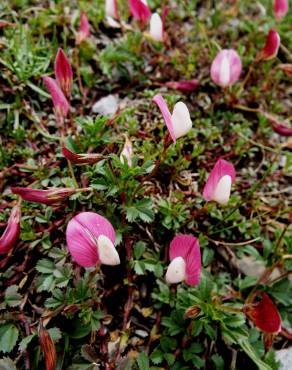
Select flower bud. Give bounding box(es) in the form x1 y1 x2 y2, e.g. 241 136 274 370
66 212 120 267
203 159 236 205
165 235 201 286
258 29 280 61
120 137 133 167
76 12 90 45
274 0 289 20
62 146 102 165
39 324 57 370
11 187 77 205
43 76 69 125
153 94 192 143
0 205 21 255
129 0 151 27
165 79 199 93
54 48 73 98
210 49 242 87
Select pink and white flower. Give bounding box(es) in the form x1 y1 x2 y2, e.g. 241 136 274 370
210 49 242 87
166 235 201 286
0 205 21 255
66 212 120 267
203 159 236 205
43 76 69 124
54 48 73 98
258 29 280 61
274 0 289 20
152 94 192 143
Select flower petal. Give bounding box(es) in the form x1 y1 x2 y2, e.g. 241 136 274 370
274 0 289 20
97 235 120 265
248 293 282 334
203 159 236 203
212 175 232 205
66 217 99 267
150 13 163 42
171 102 192 139
259 29 280 61
54 48 73 97
165 256 186 284
153 94 176 142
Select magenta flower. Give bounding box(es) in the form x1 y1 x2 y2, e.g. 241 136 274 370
203 159 236 205
105 0 118 19
66 212 120 267
76 12 90 45
43 76 69 124
152 94 192 143
0 205 21 255
62 146 102 165
129 0 151 27
165 235 201 286
274 0 289 20
165 79 199 93
210 49 242 87
245 293 281 334
258 29 280 61
120 137 133 167
54 48 73 98
11 187 76 205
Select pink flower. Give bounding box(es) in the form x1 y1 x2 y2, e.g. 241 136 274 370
120 137 133 167
54 48 73 98
66 212 120 267
274 0 289 20
129 0 151 27
76 12 90 45
210 49 242 87
203 159 236 205
165 235 201 286
152 94 192 143
149 13 163 42
62 147 102 165
258 29 280 61
165 79 199 93
43 76 69 124
11 187 76 205
244 293 281 334
0 205 21 255
105 0 118 19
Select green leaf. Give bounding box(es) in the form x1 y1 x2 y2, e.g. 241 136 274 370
211 354 225 370
137 352 149 370
125 199 154 223
5 285 22 307
0 357 17 370
18 334 36 351
150 348 163 365
48 327 62 343
35 258 55 274
133 241 146 259
0 324 19 353
238 339 272 370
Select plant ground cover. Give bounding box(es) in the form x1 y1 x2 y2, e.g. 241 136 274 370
0 0 291 369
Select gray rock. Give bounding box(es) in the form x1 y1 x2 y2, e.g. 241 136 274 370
92 95 118 116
